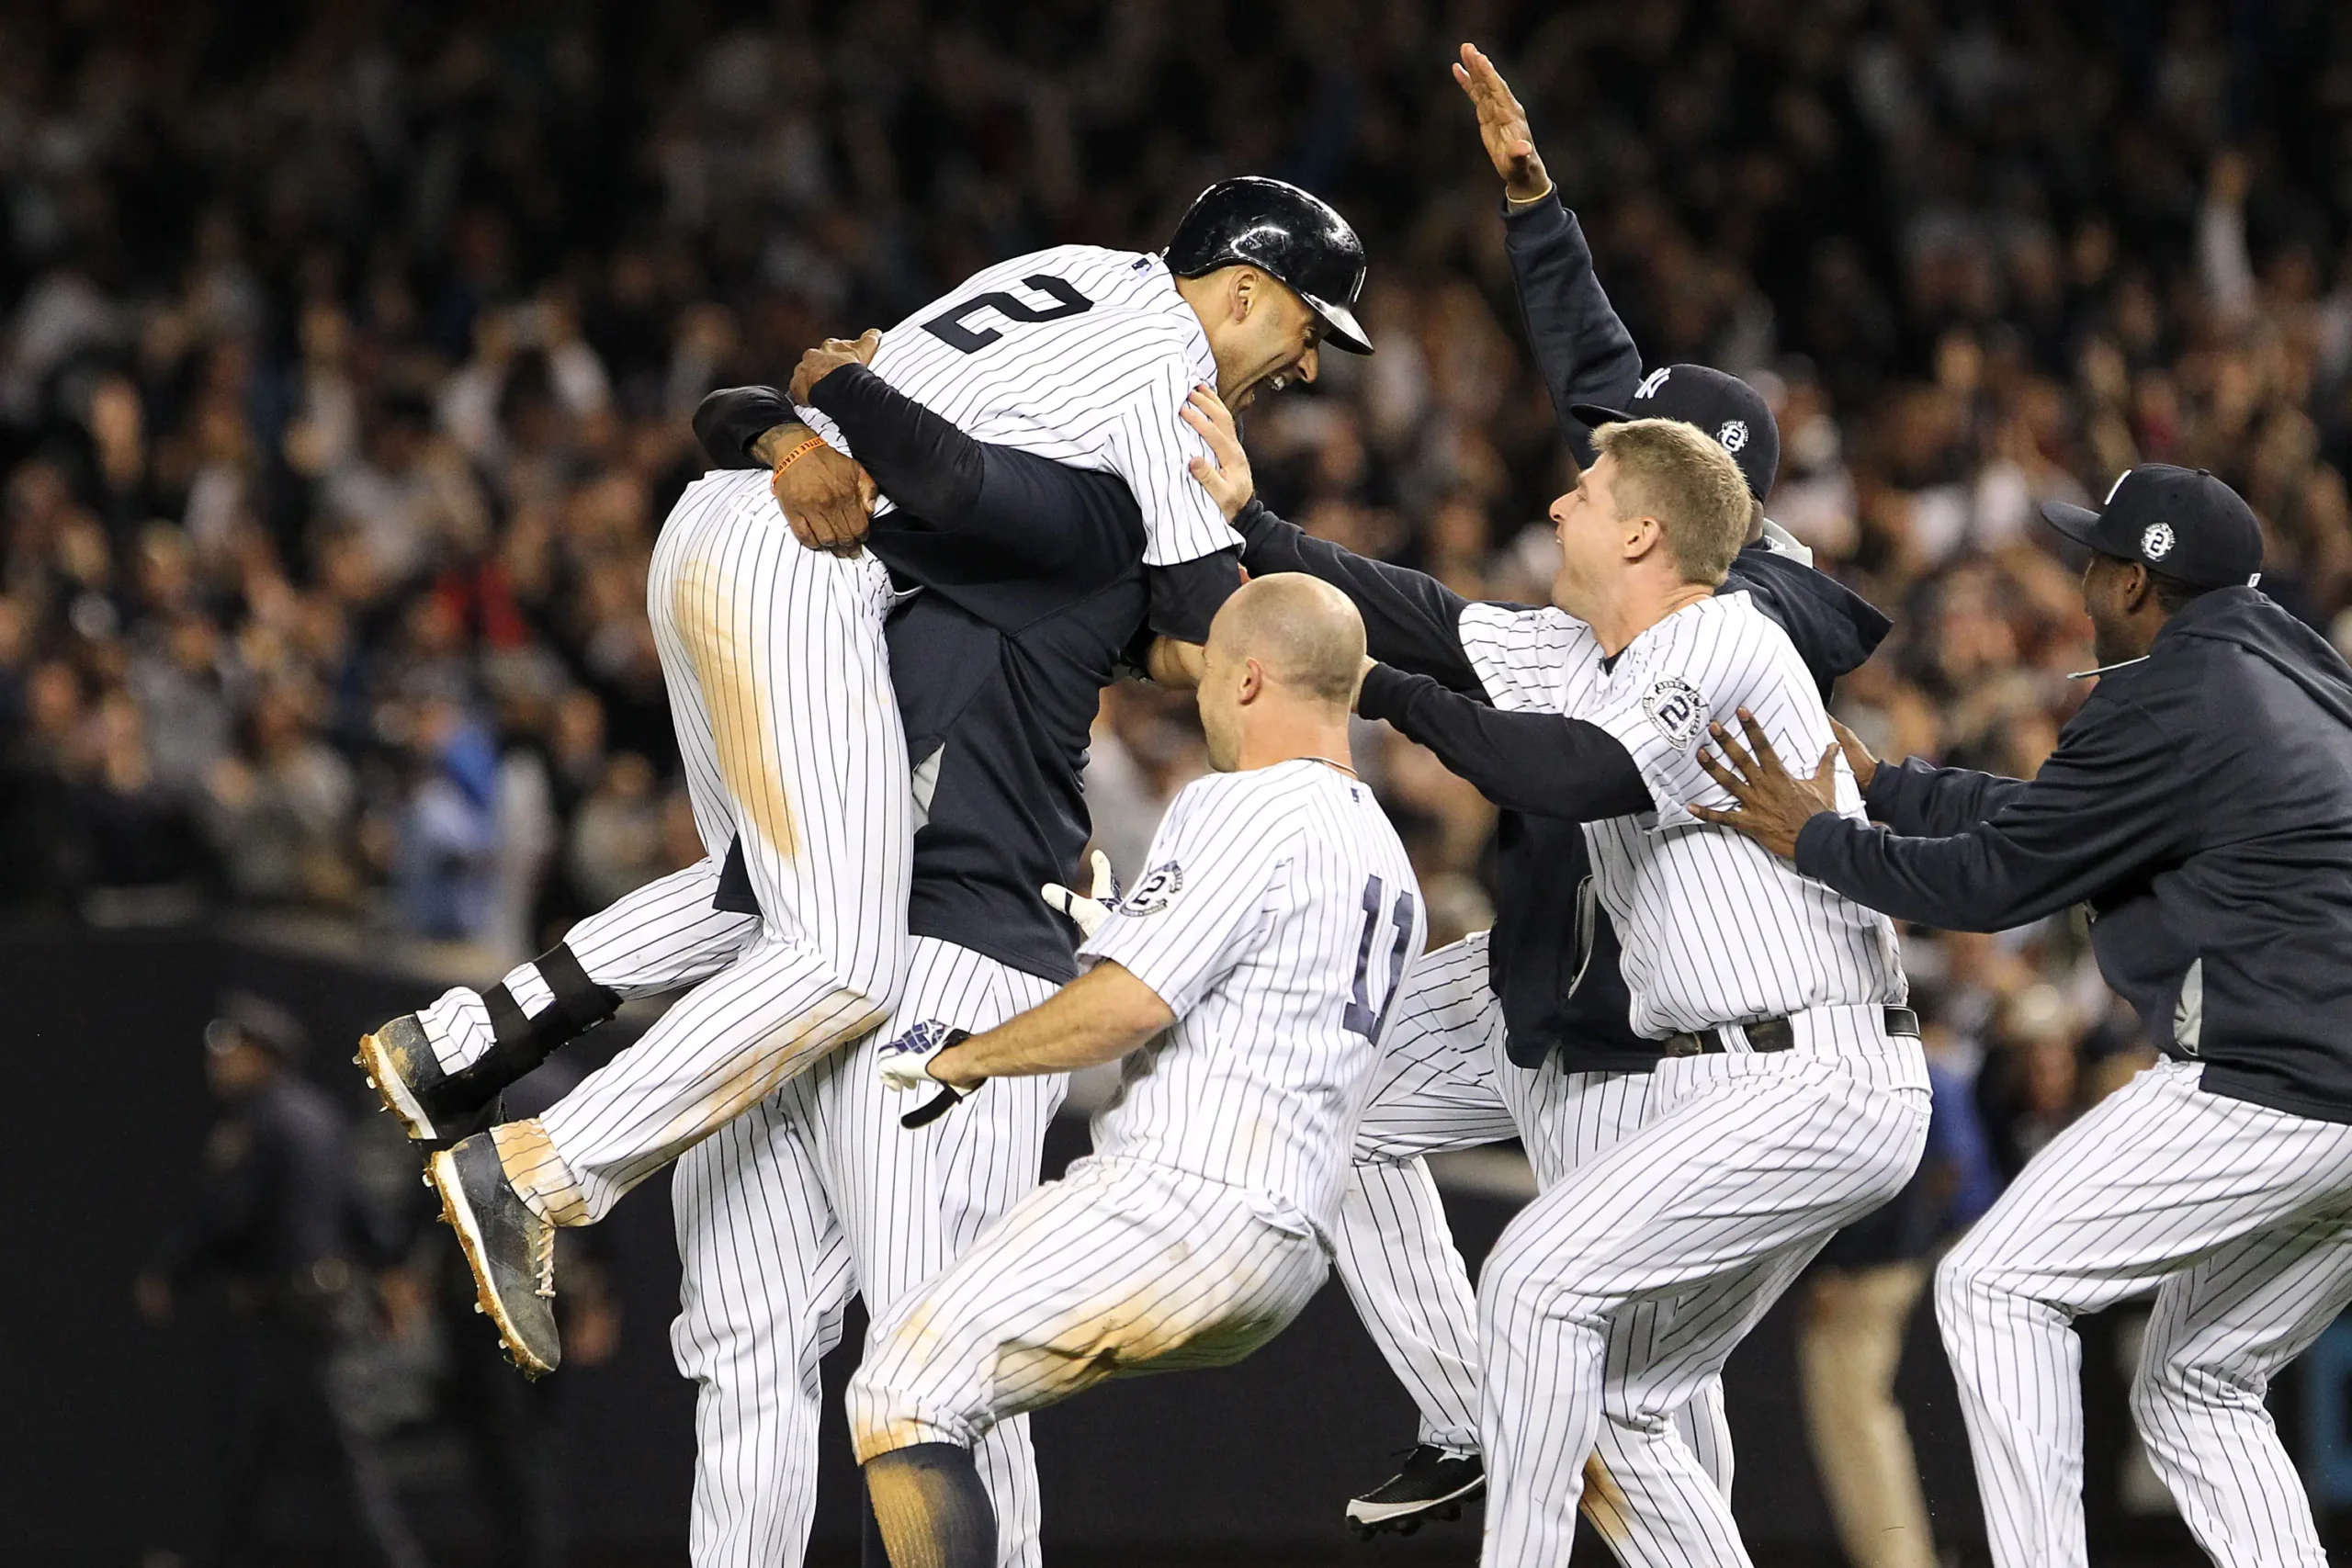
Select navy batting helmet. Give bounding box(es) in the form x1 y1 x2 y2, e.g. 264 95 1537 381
1166 176 1373 355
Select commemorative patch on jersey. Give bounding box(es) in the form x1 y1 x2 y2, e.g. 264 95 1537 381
1642 676 1708 749
1122 861 1182 915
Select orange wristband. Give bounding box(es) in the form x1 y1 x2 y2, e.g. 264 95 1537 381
772 434 827 473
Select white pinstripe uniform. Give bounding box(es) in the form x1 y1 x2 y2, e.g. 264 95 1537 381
1937 1059 2352 1568
848 761 1426 1462
1334 934 1737 1550
1444 592 1929 1567
413 246 1242 1566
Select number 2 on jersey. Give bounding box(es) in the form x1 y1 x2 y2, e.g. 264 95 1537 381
1344 874 1417 1041
922 275 1094 354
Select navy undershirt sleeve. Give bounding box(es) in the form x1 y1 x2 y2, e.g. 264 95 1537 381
1356 662 1651 821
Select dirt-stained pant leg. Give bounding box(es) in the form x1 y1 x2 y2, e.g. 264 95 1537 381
503 470 914 1222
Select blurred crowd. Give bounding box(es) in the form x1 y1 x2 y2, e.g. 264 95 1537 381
6 0 2352 1158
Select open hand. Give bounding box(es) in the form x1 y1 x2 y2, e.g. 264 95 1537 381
1686 707 1842 861
1453 43 1551 203
788 328 881 405
1179 386 1255 520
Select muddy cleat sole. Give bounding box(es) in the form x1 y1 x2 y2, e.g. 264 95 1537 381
356 1015 459 1141
1346 1446 1484 1540
429 1134 560 1379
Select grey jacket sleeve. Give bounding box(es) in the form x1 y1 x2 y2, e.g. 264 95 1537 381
1796 694 2186 932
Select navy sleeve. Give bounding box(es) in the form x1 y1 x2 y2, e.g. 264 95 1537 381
1796 695 2184 932
1148 552 1244 644
1863 757 2035 837
1503 196 1643 465
1357 663 1651 820
693 385 789 468
806 364 983 528
1234 501 1494 695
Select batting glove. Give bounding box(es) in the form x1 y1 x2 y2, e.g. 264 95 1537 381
1041 850 1120 940
876 1019 975 1128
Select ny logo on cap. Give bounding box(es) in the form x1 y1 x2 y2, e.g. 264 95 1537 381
1634 367 1672 400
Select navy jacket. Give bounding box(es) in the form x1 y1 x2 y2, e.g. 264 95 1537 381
1800 587 2352 1122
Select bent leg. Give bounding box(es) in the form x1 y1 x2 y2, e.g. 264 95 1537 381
1935 1059 2352 1568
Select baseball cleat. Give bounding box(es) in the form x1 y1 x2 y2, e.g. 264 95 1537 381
1345 1446 1484 1540
356 1013 497 1143
429 1134 560 1379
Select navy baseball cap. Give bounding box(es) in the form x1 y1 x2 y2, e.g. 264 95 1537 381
2040 465 2262 590
1571 365 1780 500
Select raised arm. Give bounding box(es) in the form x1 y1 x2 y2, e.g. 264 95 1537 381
1356 662 1650 819
1455 44 1641 463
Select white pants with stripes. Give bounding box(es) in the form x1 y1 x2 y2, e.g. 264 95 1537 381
848 1155 1327 1461
508 471 915 1221
1936 1057 2352 1568
673 936 1064 1568
1334 933 1735 1539
1478 1037 1930 1567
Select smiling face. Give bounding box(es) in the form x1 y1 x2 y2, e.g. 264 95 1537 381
1547 453 1645 619
1196 267 1326 412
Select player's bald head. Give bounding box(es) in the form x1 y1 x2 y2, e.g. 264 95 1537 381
1205 573 1366 709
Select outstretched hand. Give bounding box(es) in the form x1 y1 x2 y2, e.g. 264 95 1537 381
1687 707 1843 861
1453 43 1551 203
1179 386 1255 521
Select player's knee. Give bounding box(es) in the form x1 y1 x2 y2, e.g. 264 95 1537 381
1932 1241 1993 1342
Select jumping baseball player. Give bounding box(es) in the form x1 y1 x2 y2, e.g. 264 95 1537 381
1320 415 1925 1565
355 180 1373 1565
847 573 1426 1568
1700 467 2352 1568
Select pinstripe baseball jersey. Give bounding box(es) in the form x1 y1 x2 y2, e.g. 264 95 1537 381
792 245 1234 569
1080 760 1426 1237
1460 592 1905 1039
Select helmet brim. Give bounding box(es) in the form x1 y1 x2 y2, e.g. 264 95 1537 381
1302 293 1374 355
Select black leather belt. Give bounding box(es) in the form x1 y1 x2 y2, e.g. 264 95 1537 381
1664 1006 1919 1058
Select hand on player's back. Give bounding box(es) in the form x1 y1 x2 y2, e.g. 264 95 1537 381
1180 387 1255 520
788 328 881 404
1453 42 1551 204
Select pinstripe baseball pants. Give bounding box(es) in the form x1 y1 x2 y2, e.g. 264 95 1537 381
499 471 915 1224
1937 1057 2352 1568
847 1155 1327 1461
673 935 1063 1568
1477 1034 1929 1567
1334 931 1735 1558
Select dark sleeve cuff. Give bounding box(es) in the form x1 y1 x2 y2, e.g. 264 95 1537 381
692 385 793 468
1148 551 1244 644
1792 811 1861 882
1355 660 1416 725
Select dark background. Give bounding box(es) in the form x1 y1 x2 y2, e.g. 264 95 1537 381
9 922 2261 1566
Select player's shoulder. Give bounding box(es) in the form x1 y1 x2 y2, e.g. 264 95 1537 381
1164 761 1340 843
1459 600 1592 657
1638 591 1800 674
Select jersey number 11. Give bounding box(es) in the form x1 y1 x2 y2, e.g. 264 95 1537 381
1345 875 1417 1042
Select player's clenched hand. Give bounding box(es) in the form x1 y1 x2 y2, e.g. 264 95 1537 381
1180 387 1255 521
771 435 875 556
1453 43 1551 204
1688 707 1842 861
1042 850 1120 939
787 328 881 404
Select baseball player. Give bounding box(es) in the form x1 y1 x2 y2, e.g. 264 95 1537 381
1699 468 2352 1568
1196 45 1894 1547
1322 414 1926 1565
356 180 1372 1564
847 573 1426 1568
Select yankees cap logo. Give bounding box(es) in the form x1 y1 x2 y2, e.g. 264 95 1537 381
2142 522 2176 560
1717 419 1748 453
1634 367 1673 400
